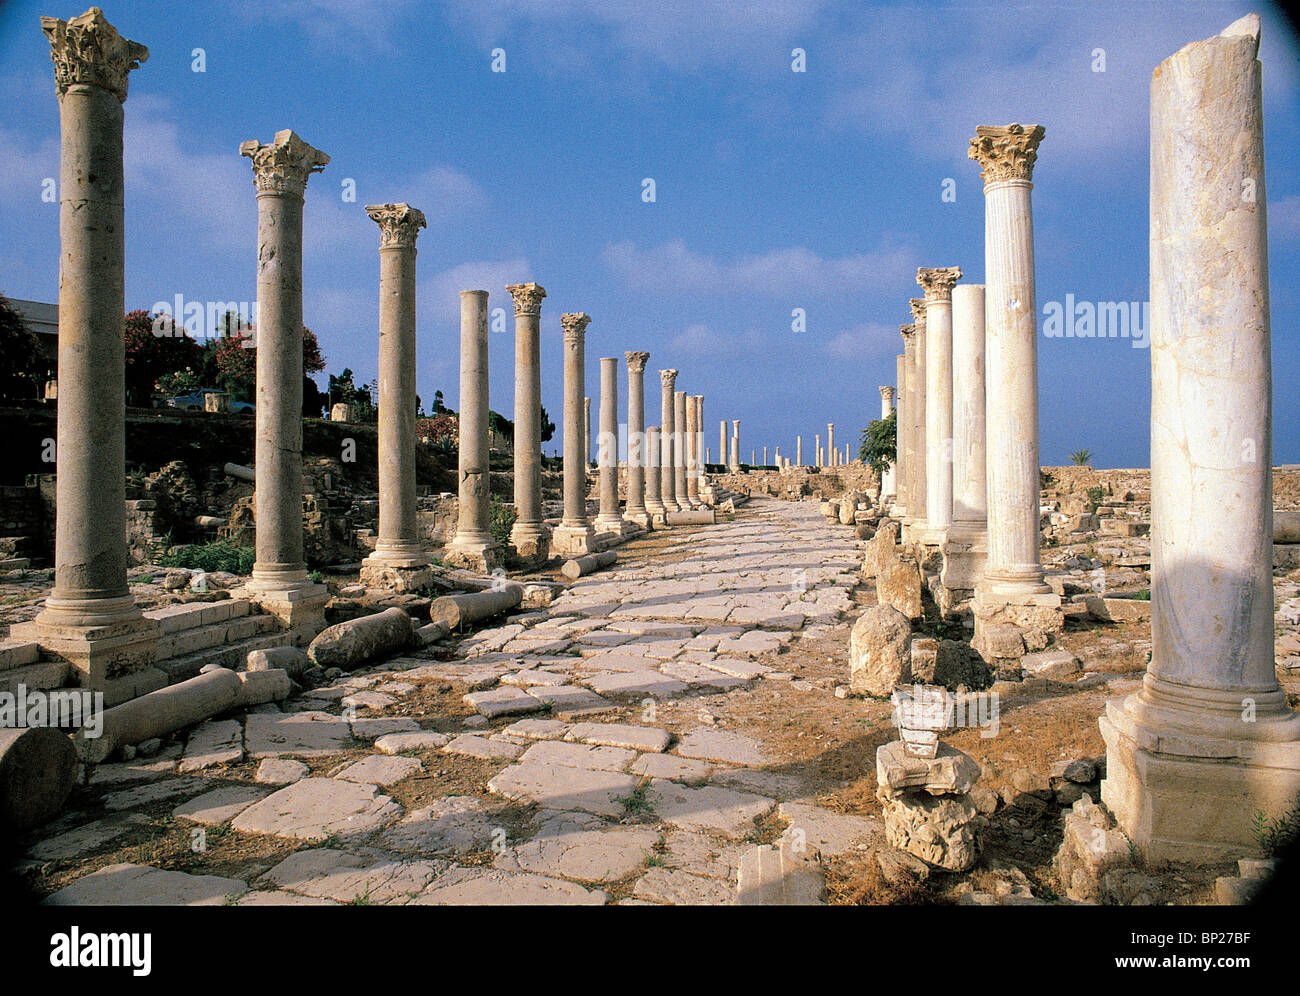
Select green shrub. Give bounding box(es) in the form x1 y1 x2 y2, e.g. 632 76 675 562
490 495 516 549
159 540 254 575
1251 794 1300 856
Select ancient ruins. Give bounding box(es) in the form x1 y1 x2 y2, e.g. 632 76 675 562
0 7 1296 917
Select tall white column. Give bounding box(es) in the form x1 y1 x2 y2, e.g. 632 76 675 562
905 299 928 537
879 386 896 502
1101 14 1300 863
942 283 989 592
796 436 803 466
594 356 627 535
918 266 961 544
719 421 727 470
674 390 691 507
554 313 597 556
893 348 910 518
659 370 680 511
625 351 651 528
645 426 664 525
827 424 835 467
730 420 740 472
507 282 549 563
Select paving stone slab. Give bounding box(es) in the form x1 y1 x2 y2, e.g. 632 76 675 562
701 658 774 681
379 796 501 856
582 670 690 699
660 829 745 880
674 728 770 766
412 866 607 905
565 722 672 753
631 753 714 783
646 779 775 838
43 863 246 906
245 711 354 758
442 733 526 761
526 684 616 718
28 814 150 861
335 755 423 786
487 761 641 817
260 847 444 905
236 890 340 906
100 777 211 811
375 731 451 754
463 686 546 718
255 758 310 785
776 801 881 857
350 716 421 740
231 778 401 843
519 740 637 772
179 718 244 773
500 718 572 741
631 866 734 905
173 785 268 826
500 669 573 688
734 844 827 905
86 746 183 785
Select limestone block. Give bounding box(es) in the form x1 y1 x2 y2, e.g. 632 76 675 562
876 559 922 621
307 607 417 670
876 740 981 799
430 585 523 630
848 604 912 697
879 790 982 872
0 726 77 830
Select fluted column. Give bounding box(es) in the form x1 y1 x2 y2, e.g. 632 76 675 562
879 386 897 502
507 282 549 562
445 288 500 571
594 356 626 535
918 266 961 543
1101 14 1300 863
361 204 430 585
29 8 159 696
625 351 651 527
554 313 597 556
659 370 680 510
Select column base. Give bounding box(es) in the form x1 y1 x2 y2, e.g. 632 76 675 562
594 514 634 537
624 509 653 530
442 534 504 575
359 557 435 593
1100 677 1300 864
16 599 163 707
971 586 1064 679
940 524 988 591
508 522 552 568
239 581 330 643
552 523 599 558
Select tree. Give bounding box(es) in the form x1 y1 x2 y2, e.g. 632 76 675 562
540 404 556 444
432 389 448 414
211 324 326 404
0 295 46 401
1069 448 1093 466
859 410 896 477
125 309 201 407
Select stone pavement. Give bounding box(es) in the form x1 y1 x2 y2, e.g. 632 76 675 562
34 500 883 906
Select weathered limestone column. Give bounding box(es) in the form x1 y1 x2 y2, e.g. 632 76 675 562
796 436 803 466
360 204 432 590
942 284 988 593
815 435 822 466
826 424 835 468
445 289 501 572
879 386 897 502
645 426 665 524
918 266 961 547
26 9 160 701
624 351 651 528
554 313 597 556
719 421 727 471
893 348 910 518
694 396 705 488
584 396 591 465
684 394 702 507
763 447 769 465
660 370 681 510
507 283 549 563
1101 14 1300 863
674 390 692 507
968 123 1061 662
594 356 628 536
234 129 331 636
729 420 740 472
903 299 929 540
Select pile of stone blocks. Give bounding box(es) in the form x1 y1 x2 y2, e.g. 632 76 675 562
875 684 984 871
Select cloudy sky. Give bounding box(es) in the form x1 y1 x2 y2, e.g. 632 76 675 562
1 0 1298 467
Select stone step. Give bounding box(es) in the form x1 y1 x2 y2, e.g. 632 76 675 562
154 611 277 660
0 659 71 696
157 631 294 684
144 598 251 635
0 639 42 673
0 558 32 572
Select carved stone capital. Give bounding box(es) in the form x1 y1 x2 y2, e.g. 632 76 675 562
908 298 927 326
880 386 896 401
365 203 426 249
561 312 591 343
660 369 679 389
42 7 148 103
239 130 329 197
900 323 916 339
968 123 1045 184
507 282 546 317
625 350 650 373
917 266 962 302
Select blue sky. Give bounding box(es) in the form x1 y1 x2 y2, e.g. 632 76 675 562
2 0 1298 468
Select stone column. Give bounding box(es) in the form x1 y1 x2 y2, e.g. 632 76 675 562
27 9 159 701
730 420 740 472
234 129 331 635
684 394 702 507
694 396 705 489
659 370 681 510
360 204 432 589
445 289 500 572
645 426 664 525
554 313 597 556
942 284 989 593
719 421 727 471
594 356 628 536
918 267 961 547
904 299 929 540
1101 14 1300 863
795 436 802 466
624 351 651 528
507 283 549 563
879 386 897 502
584 396 591 466
894 331 915 520
674 390 692 507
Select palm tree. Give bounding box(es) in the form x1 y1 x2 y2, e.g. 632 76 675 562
1069 448 1092 466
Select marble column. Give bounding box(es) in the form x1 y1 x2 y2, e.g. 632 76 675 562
895 330 916 520
719 421 728 471
893 350 909 517
584 396 591 466
694 396 705 489
904 299 929 540
445 289 500 572
27 8 159 699
674 390 692 507
879 386 897 502
796 436 803 466
942 284 989 592
594 356 627 536
625 351 651 528
729 420 740 472
234 129 331 634
815 436 821 467
660 370 681 510
1101 14 1300 863
645 426 664 524
360 204 431 589
554 313 597 556
918 267 961 546
684 394 702 507
507 282 549 562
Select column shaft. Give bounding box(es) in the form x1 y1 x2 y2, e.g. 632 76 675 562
595 357 624 532
508 283 547 559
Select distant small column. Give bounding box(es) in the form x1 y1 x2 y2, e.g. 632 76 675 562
624 351 651 528
904 299 929 538
554 313 597 556
584 396 591 466
684 394 702 507
918 265 962 545
796 436 803 466
879 386 897 502
660 370 681 510
594 356 628 536
730 419 741 472
719 421 727 470
645 426 664 525
674 390 692 507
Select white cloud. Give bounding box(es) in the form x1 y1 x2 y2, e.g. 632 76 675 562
419 257 533 325
825 322 900 363
235 0 420 52
602 238 915 297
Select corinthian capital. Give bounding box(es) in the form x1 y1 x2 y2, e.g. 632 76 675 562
561 312 591 343
660 369 678 389
239 130 329 197
507 282 546 317
917 266 962 302
625 350 650 373
900 323 916 339
42 7 148 103
365 203 426 249
908 298 927 326
880 385 896 402
968 123 1045 184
